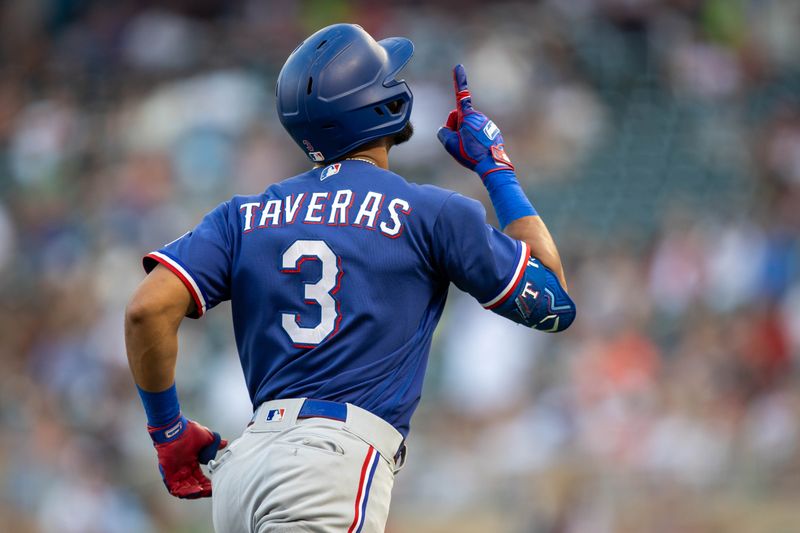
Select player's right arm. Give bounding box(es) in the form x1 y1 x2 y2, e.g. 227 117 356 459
504 216 566 291
432 193 575 332
436 64 574 331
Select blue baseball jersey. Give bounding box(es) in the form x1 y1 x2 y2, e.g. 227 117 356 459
144 160 574 437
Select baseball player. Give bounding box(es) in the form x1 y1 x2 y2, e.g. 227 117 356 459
125 23 575 533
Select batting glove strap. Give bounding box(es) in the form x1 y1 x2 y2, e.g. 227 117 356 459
475 147 515 180
148 414 188 445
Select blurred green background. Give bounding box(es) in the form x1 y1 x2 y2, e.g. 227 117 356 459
1 1 799 532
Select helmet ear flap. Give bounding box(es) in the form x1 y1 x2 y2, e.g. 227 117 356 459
371 98 405 117
386 98 406 116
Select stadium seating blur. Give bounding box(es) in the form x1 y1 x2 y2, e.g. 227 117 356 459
0 1 798 532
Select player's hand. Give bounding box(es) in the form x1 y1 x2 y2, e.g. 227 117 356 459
148 414 228 499
436 64 514 180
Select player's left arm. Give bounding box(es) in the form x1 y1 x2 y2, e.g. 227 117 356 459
125 265 227 500
126 264 193 391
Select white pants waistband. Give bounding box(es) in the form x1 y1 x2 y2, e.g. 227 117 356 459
250 398 404 468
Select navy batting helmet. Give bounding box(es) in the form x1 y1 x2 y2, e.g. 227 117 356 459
276 24 414 164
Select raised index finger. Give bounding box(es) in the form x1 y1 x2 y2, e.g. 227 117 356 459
453 64 473 114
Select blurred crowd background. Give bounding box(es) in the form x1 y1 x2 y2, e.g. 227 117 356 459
1 0 799 532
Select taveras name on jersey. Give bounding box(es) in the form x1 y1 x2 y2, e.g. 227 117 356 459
239 188 411 239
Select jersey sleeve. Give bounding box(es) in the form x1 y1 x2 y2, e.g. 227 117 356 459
142 201 233 318
432 193 530 309
433 193 575 332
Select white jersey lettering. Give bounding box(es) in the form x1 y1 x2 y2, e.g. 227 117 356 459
379 198 411 238
259 199 283 227
242 190 411 239
240 202 261 232
305 192 329 223
328 190 353 225
285 193 306 224
353 192 384 229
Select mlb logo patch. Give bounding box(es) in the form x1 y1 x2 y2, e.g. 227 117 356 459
266 408 285 422
309 151 325 162
320 163 341 181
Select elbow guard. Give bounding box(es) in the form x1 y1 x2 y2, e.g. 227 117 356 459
492 256 576 332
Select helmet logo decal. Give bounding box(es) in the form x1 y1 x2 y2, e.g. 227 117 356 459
302 139 315 151
309 152 325 162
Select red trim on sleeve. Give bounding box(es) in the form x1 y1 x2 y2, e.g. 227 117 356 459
483 242 530 310
145 253 205 318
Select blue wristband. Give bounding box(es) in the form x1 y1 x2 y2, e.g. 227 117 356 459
481 169 537 228
137 383 181 427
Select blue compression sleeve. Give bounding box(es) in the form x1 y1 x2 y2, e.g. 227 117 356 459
137 383 181 427
478 168 537 229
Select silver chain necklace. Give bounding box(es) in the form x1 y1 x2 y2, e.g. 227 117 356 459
344 157 377 166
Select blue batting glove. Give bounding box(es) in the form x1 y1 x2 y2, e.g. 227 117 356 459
436 64 515 180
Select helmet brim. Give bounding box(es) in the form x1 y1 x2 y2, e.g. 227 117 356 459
378 37 414 84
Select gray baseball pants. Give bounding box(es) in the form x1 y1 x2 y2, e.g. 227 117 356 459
209 398 405 533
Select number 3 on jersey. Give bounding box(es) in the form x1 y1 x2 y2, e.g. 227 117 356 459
280 240 342 347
